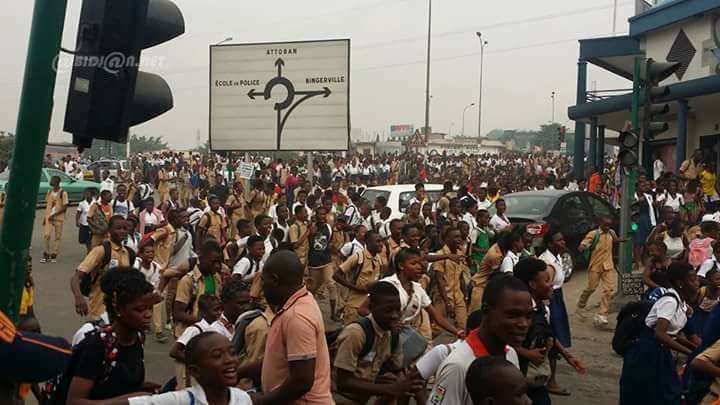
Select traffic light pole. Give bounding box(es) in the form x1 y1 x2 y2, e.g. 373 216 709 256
618 57 642 278
0 0 68 321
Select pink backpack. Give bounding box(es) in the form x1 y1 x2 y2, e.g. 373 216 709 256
689 238 714 268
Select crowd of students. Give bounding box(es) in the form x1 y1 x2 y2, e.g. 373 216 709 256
5 147 720 404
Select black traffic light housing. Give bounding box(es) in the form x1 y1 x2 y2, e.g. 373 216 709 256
640 58 680 140
63 0 185 149
618 130 640 168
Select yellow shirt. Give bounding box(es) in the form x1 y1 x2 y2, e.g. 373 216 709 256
20 286 33 316
581 229 616 272
340 250 384 308
432 245 466 300
151 224 176 268
174 266 223 334
289 222 309 265
45 189 69 222
700 170 718 198
198 210 227 242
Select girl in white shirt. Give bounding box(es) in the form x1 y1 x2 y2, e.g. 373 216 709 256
619 261 699 404
133 245 166 342
499 231 524 273
490 199 512 233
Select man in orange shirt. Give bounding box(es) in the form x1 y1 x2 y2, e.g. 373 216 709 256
245 250 334 405
587 167 601 194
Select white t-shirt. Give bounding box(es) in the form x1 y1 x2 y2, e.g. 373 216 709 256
499 250 520 273
427 339 519 405
128 384 252 405
664 193 684 212
489 214 511 232
645 289 688 336
380 273 432 323
416 340 462 380
176 319 211 346
77 200 92 226
208 315 234 340
698 255 718 278
340 239 364 258
111 199 135 219
653 159 665 180
133 258 161 290
539 249 564 290
233 256 264 282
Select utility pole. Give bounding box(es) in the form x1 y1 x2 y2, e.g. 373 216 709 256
0 0 68 321
476 32 488 138
551 91 556 123
424 0 432 139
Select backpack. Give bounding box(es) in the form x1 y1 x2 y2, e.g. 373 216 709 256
48 325 144 404
231 308 265 357
79 241 137 297
611 291 679 356
87 206 109 236
326 316 399 371
519 305 554 377
349 251 366 286
689 238 713 269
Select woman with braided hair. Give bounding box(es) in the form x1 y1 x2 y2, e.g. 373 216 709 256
54 268 161 404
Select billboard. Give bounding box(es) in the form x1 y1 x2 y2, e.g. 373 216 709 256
209 39 350 151
390 124 414 139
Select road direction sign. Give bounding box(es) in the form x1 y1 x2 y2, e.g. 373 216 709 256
210 39 350 151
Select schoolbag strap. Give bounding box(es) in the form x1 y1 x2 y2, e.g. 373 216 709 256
356 317 376 360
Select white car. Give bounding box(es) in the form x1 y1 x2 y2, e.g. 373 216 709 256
361 184 444 220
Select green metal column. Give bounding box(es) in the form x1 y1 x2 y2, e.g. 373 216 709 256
0 0 68 321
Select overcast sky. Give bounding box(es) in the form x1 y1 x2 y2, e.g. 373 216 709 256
1 0 635 149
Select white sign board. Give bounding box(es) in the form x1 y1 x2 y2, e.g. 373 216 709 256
237 162 255 179
210 39 350 151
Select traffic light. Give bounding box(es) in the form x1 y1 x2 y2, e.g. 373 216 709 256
617 130 639 168
630 200 640 233
640 58 680 141
63 0 185 149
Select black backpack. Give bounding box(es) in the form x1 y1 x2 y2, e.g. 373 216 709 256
79 241 137 297
612 292 679 356
231 307 265 356
519 305 554 375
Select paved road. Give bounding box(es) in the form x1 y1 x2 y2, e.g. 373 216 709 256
24 209 620 404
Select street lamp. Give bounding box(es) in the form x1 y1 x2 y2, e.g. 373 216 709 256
476 32 488 138
551 91 556 123
424 0 433 139
216 37 233 45
462 103 476 136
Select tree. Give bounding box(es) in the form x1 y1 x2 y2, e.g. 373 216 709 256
193 140 209 154
0 133 15 161
129 134 168 154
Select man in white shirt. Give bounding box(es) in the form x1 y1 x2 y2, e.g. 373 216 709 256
427 274 532 405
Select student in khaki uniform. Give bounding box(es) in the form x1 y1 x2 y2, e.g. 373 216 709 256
42 176 69 263
169 239 224 337
469 242 504 312
690 338 720 404
431 227 468 332
289 206 313 267
157 162 172 202
237 306 274 391
247 179 267 222
197 195 227 244
577 215 627 327
70 215 133 319
333 282 425 404
225 181 247 239
334 231 386 325
87 189 113 249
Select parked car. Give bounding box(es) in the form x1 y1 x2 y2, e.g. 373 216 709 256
82 159 128 181
361 184 444 220
0 168 100 206
489 190 618 279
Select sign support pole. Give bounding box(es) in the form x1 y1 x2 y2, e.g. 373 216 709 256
0 0 68 321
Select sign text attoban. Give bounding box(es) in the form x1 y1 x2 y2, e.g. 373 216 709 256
210 39 350 151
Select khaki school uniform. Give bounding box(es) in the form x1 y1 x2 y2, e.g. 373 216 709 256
698 340 720 404
431 246 468 331
87 202 112 248
333 315 403 404
469 243 503 312
157 168 171 202
151 224 177 268
43 189 68 256
577 229 617 317
198 210 227 244
289 222 310 267
247 190 267 221
339 250 384 325
174 266 223 337
77 240 131 318
225 192 247 239
237 308 274 390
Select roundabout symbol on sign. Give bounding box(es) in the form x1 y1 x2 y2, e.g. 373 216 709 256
247 58 331 148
